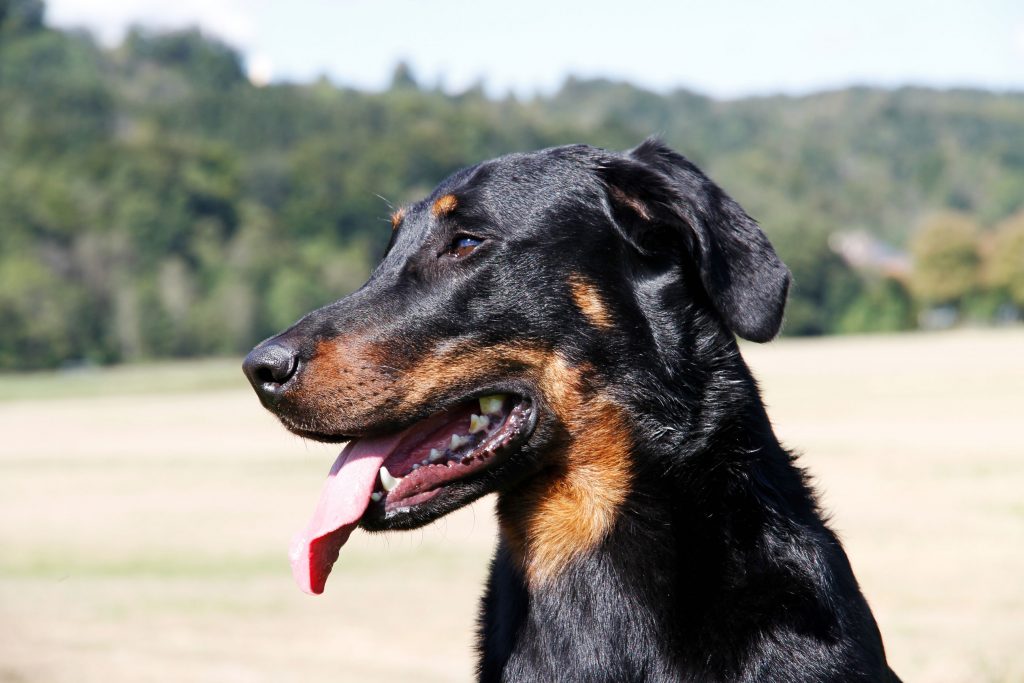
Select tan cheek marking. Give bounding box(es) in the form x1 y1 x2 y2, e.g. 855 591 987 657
307 339 371 396
497 354 632 588
518 360 631 586
390 207 406 230
432 193 458 217
295 338 405 428
569 274 614 330
396 342 549 411
305 337 630 586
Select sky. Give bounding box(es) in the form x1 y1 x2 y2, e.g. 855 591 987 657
46 0 1024 99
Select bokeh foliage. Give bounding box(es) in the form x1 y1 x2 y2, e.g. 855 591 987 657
2 0 1023 369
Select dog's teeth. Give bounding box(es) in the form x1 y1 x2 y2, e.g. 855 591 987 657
370 491 383 502
478 394 506 416
379 466 402 492
428 448 443 463
450 434 470 450
411 463 420 470
469 414 490 434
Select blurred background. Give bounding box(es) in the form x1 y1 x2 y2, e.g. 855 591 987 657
0 0 1022 680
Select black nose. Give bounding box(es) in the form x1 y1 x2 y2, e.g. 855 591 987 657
243 341 299 401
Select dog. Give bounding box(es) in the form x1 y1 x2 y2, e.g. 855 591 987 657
243 139 901 682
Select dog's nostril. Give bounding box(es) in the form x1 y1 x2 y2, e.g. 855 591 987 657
243 342 299 394
255 364 282 385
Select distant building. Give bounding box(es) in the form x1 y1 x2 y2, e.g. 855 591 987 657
829 231 911 278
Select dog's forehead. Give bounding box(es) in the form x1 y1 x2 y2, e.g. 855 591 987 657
385 145 610 259
478 145 601 194
433 145 605 224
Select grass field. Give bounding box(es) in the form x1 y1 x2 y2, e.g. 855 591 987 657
1 329 1022 682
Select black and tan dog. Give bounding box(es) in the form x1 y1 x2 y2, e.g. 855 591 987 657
243 140 900 682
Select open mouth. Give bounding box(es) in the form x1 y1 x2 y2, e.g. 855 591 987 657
289 394 533 595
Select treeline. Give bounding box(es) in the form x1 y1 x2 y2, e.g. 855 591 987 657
1 0 1023 369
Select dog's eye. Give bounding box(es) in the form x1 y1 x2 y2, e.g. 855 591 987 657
445 235 482 259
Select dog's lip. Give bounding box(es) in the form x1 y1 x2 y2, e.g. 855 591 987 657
371 396 535 514
287 391 536 595
283 389 536 446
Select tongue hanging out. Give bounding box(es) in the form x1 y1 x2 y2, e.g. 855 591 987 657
288 433 400 595
289 395 522 595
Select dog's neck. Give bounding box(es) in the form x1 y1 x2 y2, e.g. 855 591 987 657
489 333 822 629
483 346 832 680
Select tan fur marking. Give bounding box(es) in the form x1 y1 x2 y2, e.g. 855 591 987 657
500 356 631 586
399 346 631 587
397 342 548 411
432 193 458 217
303 337 630 586
608 185 651 220
298 338 399 424
390 207 406 230
568 274 614 330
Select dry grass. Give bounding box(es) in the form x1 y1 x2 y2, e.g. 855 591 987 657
1 329 1022 682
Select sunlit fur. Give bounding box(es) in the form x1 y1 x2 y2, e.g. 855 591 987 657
246 140 901 682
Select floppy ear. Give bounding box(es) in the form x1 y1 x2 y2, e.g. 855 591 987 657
599 139 791 343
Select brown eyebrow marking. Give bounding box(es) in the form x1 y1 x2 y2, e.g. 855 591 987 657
390 207 407 230
568 274 614 330
432 193 458 217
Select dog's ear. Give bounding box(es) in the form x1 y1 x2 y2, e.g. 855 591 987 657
599 138 791 343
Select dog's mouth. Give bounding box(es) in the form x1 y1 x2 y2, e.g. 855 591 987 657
289 393 533 595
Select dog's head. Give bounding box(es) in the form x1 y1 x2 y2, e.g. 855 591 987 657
243 139 789 593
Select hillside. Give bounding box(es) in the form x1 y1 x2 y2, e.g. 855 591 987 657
2 0 1023 368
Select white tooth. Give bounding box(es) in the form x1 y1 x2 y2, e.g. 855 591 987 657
450 434 470 450
479 394 506 416
370 491 383 502
428 448 443 463
412 463 420 470
379 466 402 492
469 414 490 434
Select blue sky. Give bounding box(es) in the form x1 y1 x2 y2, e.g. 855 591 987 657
48 0 1024 98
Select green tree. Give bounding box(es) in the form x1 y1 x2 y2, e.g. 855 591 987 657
909 212 981 306
0 256 85 368
5 7 1024 369
837 277 916 333
772 225 865 336
0 0 44 37
987 210 1024 307
123 27 245 90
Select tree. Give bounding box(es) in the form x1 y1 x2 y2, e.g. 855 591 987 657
0 0 44 37
771 224 865 336
390 61 419 90
5 11 1024 369
987 210 1024 307
123 26 245 89
909 212 981 306
837 277 915 333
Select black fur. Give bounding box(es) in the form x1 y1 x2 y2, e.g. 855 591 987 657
244 140 900 682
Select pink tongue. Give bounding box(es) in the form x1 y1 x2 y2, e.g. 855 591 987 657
288 433 402 595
